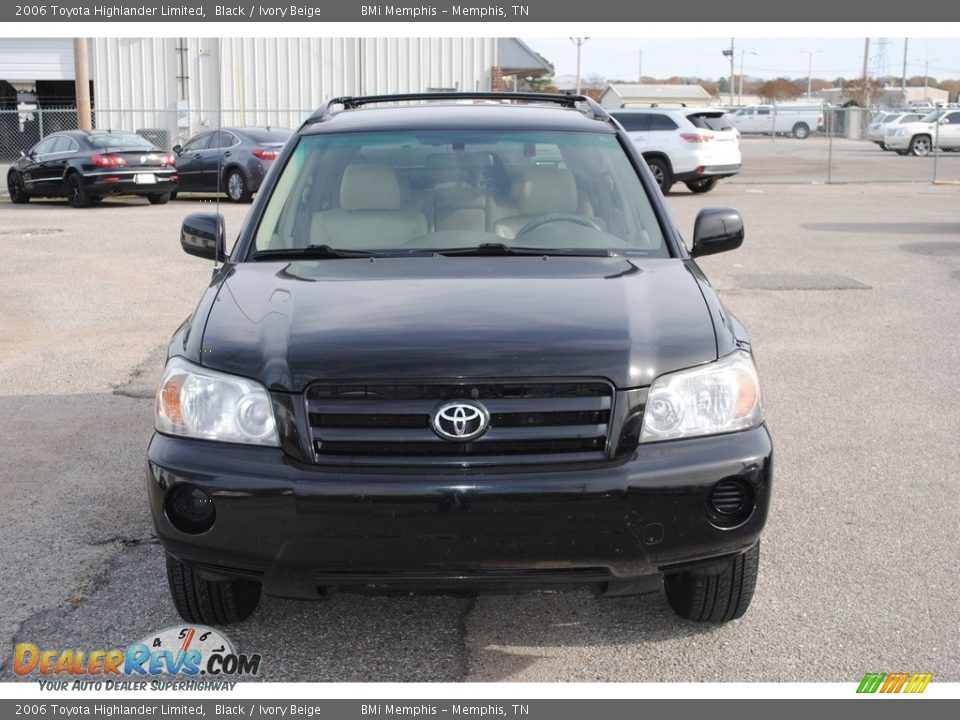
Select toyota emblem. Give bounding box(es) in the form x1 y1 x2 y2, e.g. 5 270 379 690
431 401 489 442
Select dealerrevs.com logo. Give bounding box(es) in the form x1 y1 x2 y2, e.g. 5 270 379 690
14 626 261 690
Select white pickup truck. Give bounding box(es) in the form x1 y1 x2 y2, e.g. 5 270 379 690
727 104 824 139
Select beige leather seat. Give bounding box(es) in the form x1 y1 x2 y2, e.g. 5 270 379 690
493 166 581 239
311 164 427 249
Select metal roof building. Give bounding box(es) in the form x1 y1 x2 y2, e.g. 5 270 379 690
0 37 549 156
600 83 714 108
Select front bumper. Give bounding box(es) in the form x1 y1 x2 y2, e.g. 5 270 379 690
884 134 911 150
147 426 772 597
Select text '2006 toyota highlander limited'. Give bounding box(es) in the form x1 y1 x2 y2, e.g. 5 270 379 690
149 93 773 625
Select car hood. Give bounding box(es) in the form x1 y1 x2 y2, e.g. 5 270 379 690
199 256 718 392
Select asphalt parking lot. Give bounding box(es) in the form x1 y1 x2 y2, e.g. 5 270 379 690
1 146 959 682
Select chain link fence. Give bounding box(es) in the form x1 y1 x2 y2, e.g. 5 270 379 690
3 105 958 185
0 107 314 162
731 105 960 185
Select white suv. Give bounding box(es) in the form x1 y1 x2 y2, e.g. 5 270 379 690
610 107 741 194
885 108 960 156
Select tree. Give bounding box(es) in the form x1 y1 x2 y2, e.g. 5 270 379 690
940 79 960 102
842 77 884 107
523 75 557 93
908 75 939 88
757 78 803 101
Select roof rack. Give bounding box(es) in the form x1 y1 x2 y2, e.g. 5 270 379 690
303 92 610 125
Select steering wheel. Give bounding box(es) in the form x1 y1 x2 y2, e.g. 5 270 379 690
515 213 603 238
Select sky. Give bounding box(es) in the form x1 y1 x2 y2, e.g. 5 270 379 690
520 38 960 82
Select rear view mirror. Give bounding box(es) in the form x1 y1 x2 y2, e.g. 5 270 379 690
180 213 225 261
691 208 744 258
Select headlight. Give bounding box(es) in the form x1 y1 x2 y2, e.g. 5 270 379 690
156 357 279 446
640 351 763 443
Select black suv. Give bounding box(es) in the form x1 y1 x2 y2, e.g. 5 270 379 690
149 93 772 625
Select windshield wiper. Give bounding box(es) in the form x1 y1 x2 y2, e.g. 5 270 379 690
253 244 383 260
434 243 616 257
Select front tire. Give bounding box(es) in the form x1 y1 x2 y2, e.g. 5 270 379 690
225 169 251 203
909 135 932 157
645 157 673 194
8 171 31 203
664 542 760 622
66 174 92 208
685 178 718 194
147 192 171 205
165 554 261 625
792 123 810 140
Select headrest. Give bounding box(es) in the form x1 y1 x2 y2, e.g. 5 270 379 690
339 164 402 211
517 166 578 215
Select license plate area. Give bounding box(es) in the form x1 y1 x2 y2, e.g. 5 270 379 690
134 173 156 184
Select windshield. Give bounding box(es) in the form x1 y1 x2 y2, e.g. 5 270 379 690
87 133 155 149
920 110 941 123
252 129 668 257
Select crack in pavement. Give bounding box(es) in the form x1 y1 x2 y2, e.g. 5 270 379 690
87 535 159 547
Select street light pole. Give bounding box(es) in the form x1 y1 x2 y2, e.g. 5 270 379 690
801 50 822 101
570 37 589 94
722 39 735 106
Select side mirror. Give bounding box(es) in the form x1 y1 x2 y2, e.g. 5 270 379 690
172 144 182 154
691 207 744 258
181 213 225 261
20 149 28 159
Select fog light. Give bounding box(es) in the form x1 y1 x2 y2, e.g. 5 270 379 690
707 478 754 527
165 483 216 534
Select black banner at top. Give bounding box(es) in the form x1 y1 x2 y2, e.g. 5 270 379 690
2 1 949 23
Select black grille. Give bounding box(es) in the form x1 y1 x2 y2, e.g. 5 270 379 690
306 381 613 467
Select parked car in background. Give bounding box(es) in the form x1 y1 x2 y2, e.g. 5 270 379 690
172 127 292 202
6 130 177 208
867 112 925 149
884 108 960 156
610 106 741 193
727 104 824 139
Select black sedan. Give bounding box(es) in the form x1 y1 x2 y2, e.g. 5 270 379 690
171 127 292 203
7 130 177 208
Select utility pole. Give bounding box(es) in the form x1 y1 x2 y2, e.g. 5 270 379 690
73 38 92 132
901 38 908 96
862 37 871 107
638 49 643 83
738 49 756 105
722 39 735 106
801 50 821 101
570 37 589 94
